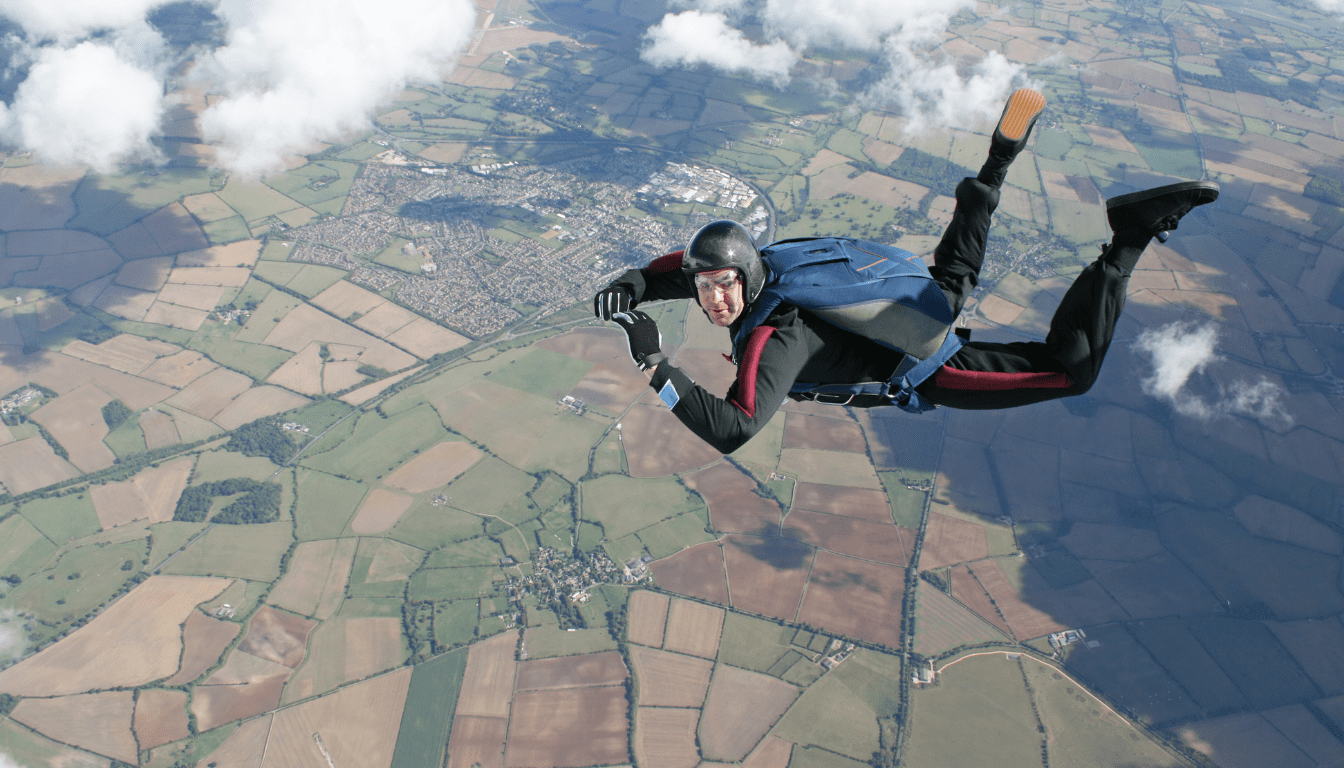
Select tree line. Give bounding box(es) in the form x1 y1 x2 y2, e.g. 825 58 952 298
173 478 281 524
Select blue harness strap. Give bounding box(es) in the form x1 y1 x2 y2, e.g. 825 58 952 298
790 330 965 413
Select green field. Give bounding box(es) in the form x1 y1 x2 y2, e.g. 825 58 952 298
901 654 1042 768
216 176 303 221
409 567 501 601
425 536 506 568
523 624 617 658
301 405 448 482
1022 661 1185 767
193 449 282 483
159 521 292 581
147 521 207 569
488 348 595 400
1059 624 1201 725
294 470 367 541
69 167 219 234
349 537 425 597
1187 618 1320 709
390 647 469 768
103 417 147 457
635 510 714 560
433 600 481 648
286 399 356 432
2 539 147 644
17 494 101 544
284 266 349 298
518 414 607 482
387 503 487 550
775 650 902 761
232 289 304 344
445 458 538 520
187 321 293 381
267 160 360 206
581 475 702 541
718 611 796 673
0 515 56 577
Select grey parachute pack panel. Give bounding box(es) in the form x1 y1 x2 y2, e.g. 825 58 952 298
734 237 956 360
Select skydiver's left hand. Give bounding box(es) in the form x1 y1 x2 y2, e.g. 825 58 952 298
611 310 666 371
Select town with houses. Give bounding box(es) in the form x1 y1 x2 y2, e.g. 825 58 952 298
274 154 766 338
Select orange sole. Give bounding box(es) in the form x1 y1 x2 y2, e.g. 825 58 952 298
997 88 1046 141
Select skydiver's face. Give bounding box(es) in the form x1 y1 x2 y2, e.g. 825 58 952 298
695 268 745 327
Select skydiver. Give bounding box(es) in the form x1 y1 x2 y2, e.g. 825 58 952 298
593 89 1219 454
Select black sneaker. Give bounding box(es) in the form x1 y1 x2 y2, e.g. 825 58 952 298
989 88 1046 162
1106 181 1220 242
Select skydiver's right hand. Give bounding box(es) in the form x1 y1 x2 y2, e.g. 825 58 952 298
593 286 633 321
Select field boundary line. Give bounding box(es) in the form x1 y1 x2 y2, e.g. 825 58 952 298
936 651 1141 736
790 547 819 624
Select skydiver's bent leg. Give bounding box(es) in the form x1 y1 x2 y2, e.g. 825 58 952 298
915 234 1149 409
915 180 1220 410
928 177 999 318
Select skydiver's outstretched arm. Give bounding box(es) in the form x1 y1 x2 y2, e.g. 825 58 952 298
604 251 697 307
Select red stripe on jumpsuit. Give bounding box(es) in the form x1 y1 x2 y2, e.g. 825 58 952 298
932 367 1071 391
729 326 776 416
647 251 684 273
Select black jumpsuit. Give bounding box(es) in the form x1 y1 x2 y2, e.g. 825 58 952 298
609 178 1153 454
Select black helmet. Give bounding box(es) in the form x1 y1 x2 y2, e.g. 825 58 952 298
683 220 767 303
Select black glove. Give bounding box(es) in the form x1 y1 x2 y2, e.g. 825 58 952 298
611 310 666 371
593 286 633 321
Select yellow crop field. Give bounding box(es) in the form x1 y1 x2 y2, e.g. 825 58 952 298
455 631 519 718
663 598 725 659
90 456 193 529
0 575 229 695
384 440 484 494
11 691 138 763
350 488 415 534
268 538 357 618
262 667 412 768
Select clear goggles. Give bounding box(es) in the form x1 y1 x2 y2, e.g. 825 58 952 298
693 271 741 293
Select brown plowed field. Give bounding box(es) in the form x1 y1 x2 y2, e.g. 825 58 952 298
743 736 794 768
384 440 483 493
783 413 867 453
193 675 287 732
503 686 629 767
630 646 713 707
144 301 209 331
0 575 231 696
0 436 80 495
262 667 411 768
566 362 649 413
797 552 904 648
447 715 508 768
950 564 1012 637
313 280 386 318
266 344 324 395
198 712 272 768
456 631 519 718
722 535 812 622
537 327 630 364
213 386 309 431
263 304 416 372
12 691 138 763
157 283 225 311
96 284 156 320
683 463 781 534
177 240 262 267
166 266 250 286
354 301 415 336
31 382 116 473
673 348 738 399
134 689 190 750
967 560 1065 640
166 367 253 420
340 365 423 405
91 456 193 528
268 538 355 618
140 350 218 387
239 606 317 668
140 408 181 449
350 488 414 534
165 610 241 686
26 349 174 408
919 512 990 570
62 333 175 372
792 483 892 523
627 590 670 647
650 542 729 606
387 317 468 357
204 649 293 685
344 617 403 681
663 599 725 659
783 509 912 566
516 650 627 690
636 707 701 768
622 404 722 477
324 360 365 392
699 666 799 761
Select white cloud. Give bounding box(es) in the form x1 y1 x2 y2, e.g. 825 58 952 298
0 0 167 40
0 609 24 664
0 754 24 768
1134 321 1293 427
1312 0 1344 14
0 40 166 172
198 0 476 176
642 10 797 86
641 0 1031 134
